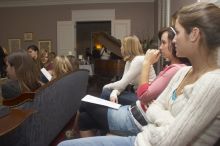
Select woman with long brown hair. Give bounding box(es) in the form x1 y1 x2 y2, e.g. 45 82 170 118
2 50 41 99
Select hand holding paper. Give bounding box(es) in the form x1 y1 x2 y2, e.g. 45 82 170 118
81 95 121 109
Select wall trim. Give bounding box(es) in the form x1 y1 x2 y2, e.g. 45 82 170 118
0 0 154 7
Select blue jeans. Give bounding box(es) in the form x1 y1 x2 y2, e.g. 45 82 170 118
107 105 141 136
101 88 137 105
58 136 136 146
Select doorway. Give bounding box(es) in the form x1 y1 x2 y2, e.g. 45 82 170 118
76 21 111 58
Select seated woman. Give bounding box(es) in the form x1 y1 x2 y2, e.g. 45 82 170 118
78 26 190 137
39 49 53 71
1 50 41 99
101 35 156 105
51 55 74 79
58 2 220 146
137 27 190 105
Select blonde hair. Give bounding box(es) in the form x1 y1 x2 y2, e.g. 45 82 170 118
121 35 143 61
53 55 73 79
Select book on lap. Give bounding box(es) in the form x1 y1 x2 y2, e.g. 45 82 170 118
81 95 121 109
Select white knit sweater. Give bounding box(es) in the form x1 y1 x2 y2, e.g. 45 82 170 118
135 66 220 146
103 56 156 97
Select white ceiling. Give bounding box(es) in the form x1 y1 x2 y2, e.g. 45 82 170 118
0 0 154 7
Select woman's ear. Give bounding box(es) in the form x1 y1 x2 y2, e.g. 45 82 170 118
189 27 200 42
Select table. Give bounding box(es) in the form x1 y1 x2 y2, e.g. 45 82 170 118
79 64 94 76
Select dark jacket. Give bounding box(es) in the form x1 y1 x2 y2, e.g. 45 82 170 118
1 79 40 99
2 79 21 99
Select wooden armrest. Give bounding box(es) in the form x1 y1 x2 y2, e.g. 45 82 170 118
2 92 36 107
0 108 36 136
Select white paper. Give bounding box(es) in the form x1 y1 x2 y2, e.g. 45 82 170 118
81 95 121 109
41 68 52 81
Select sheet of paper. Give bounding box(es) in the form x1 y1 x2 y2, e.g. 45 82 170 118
41 68 52 81
81 95 121 110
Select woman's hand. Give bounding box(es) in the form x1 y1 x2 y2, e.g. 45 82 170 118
110 96 118 103
110 90 120 103
144 49 161 65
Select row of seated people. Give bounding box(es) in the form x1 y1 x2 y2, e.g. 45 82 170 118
1 48 78 100
64 27 190 138
0 51 89 146
26 45 79 82
58 2 220 146
0 48 83 145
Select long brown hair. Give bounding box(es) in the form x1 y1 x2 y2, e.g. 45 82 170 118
158 27 190 65
177 3 220 51
7 50 40 92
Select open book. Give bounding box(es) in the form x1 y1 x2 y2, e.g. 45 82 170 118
81 95 121 109
41 68 52 81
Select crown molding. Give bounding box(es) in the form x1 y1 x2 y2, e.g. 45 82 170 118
0 0 154 7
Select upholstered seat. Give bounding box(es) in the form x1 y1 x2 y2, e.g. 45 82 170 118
0 70 89 146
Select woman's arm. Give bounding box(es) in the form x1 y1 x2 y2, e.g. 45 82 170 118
105 56 154 93
137 64 184 104
152 72 220 146
139 49 160 86
144 67 190 124
103 61 129 90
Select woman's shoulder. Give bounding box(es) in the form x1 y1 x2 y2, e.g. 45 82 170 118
3 79 19 86
202 69 220 80
131 55 144 63
2 79 21 99
162 64 190 73
168 64 187 69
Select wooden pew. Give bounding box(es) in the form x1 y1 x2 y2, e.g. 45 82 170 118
0 108 36 136
2 92 35 107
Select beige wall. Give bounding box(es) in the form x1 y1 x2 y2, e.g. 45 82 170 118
171 0 197 16
0 2 155 53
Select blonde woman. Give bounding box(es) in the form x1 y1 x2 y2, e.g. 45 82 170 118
51 55 73 79
101 35 156 105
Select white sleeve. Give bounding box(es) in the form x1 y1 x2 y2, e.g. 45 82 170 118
106 56 144 93
146 68 187 125
151 72 220 146
110 89 120 97
148 66 156 83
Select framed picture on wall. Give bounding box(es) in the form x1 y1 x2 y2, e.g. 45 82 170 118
8 39 21 53
24 32 33 41
38 40 52 52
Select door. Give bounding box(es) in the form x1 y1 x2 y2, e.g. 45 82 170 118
111 19 131 40
57 21 76 56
